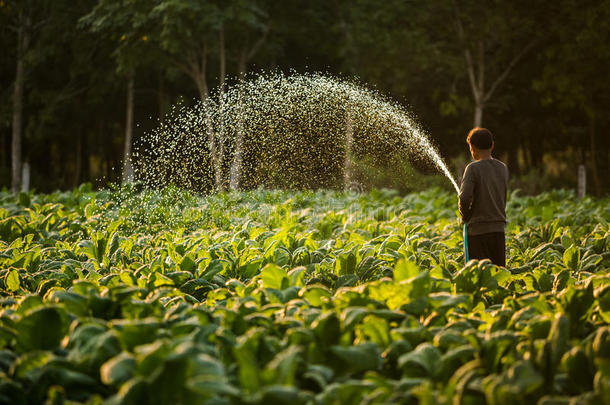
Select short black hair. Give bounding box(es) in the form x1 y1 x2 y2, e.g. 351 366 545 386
467 127 494 149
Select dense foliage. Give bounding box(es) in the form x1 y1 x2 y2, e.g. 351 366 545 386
1 0 609 193
0 186 609 404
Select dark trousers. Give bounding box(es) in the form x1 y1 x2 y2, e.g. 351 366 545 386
468 232 505 267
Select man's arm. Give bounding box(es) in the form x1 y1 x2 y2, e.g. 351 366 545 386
459 165 475 222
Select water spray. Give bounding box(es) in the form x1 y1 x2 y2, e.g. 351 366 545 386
135 72 459 193
134 72 469 261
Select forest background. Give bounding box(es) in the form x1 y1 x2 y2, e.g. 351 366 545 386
1 0 609 195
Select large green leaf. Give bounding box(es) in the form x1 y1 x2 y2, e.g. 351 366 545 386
548 313 570 370
558 282 594 325
562 245 581 270
263 346 302 386
67 324 121 371
336 252 357 276
317 380 376 404
483 360 544 404
593 327 610 376
100 352 137 386
261 263 289 290
9 350 54 379
259 385 302 404
113 319 160 351
394 259 419 282
15 307 69 352
356 315 390 347
312 312 341 346
5 269 20 292
330 343 382 374
398 343 441 379
233 344 260 393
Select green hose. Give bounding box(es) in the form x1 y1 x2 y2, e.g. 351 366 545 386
463 223 469 264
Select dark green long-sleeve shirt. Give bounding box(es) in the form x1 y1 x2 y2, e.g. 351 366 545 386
459 158 509 236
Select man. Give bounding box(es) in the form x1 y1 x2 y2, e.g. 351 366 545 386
459 127 509 266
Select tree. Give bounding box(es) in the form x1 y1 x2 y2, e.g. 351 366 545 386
225 0 270 80
24 0 116 189
1 0 607 193
402 0 540 128
9 4 29 192
532 0 610 195
450 1 538 127
146 0 224 189
148 0 271 190
2 1 54 191
80 0 157 183
151 0 222 101
224 0 271 190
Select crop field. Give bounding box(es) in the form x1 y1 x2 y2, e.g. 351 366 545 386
0 186 609 404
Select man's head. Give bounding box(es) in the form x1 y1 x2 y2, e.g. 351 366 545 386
467 127 494 160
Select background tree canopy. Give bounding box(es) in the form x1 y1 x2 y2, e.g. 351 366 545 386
1 0 608 194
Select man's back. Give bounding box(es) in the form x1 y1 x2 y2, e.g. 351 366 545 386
459 158 508 236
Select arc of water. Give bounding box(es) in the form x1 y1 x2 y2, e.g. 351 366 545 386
138 73 461 195
382 98 460 194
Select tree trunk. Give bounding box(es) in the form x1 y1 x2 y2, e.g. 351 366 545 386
73 133 82 188
186 43 223 191
1 126 6 170
192 44 209 101
101 120 111 182
472 41 485 127
599 121 609 192
83 129 90 186
462 42 484 128
229 78 245 191
508 147 520 177
158 72 168 121
11 17 30 192
21 162 30 192
229 52 249 191
122 71 135 183
228 127 244 191
530 132 543 169
237 50 247 82
453 6 535 131
335 0 357 74
217 24 226 187
196 76 209 101
473 103 483 128
227 26 268 190
589 114 601 196
219 25 226 94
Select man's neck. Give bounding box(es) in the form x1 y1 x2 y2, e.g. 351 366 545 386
476 152 492 160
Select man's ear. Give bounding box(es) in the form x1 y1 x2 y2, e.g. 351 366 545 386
490 141 495 152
